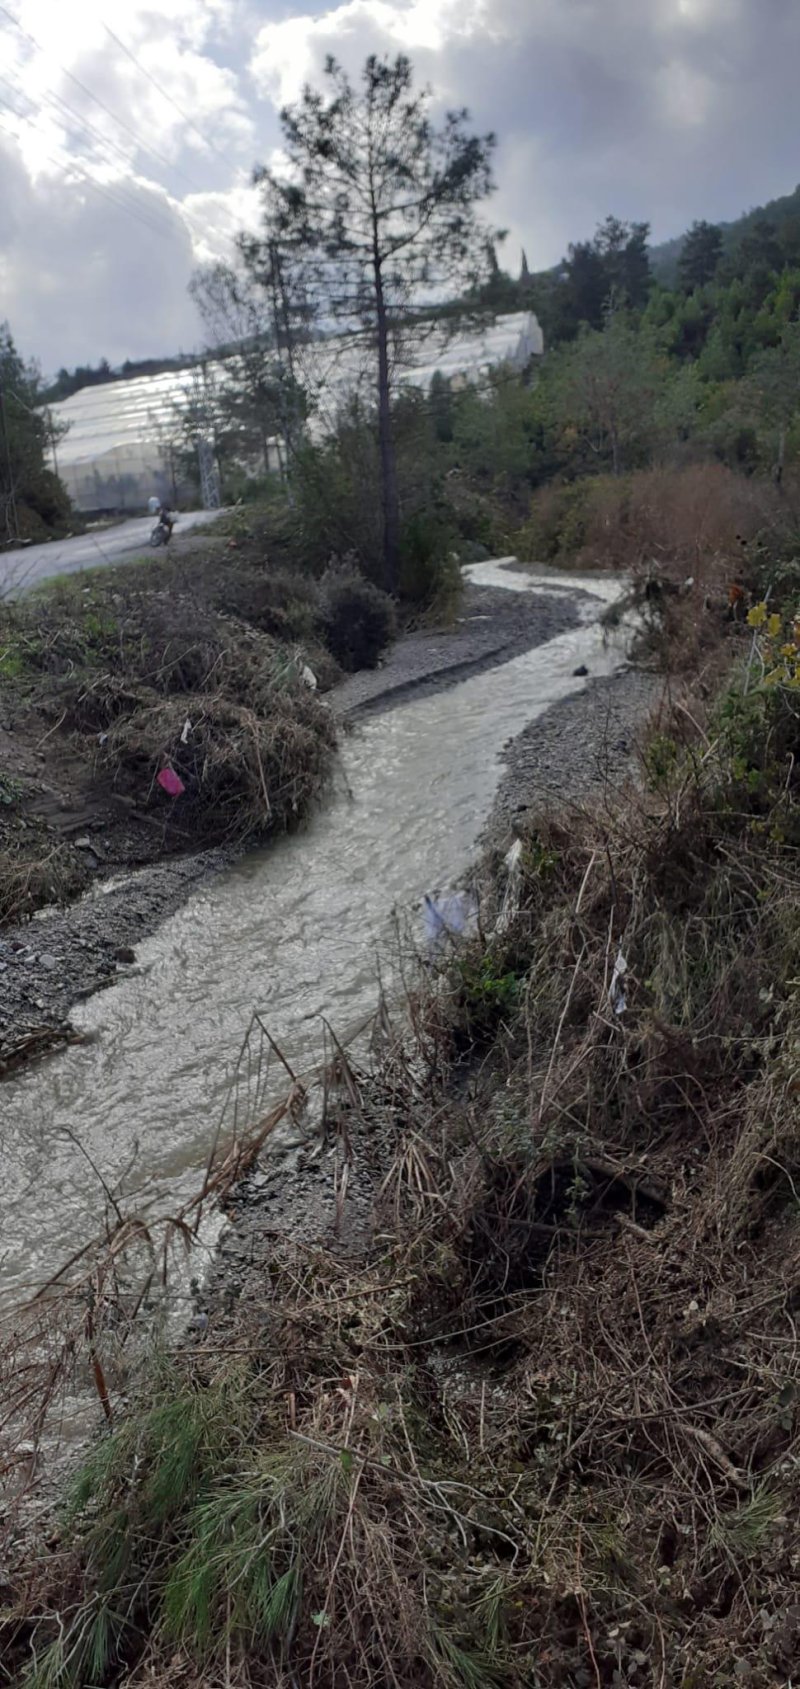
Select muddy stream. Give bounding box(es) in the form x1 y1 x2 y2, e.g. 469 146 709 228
0 565 624 1305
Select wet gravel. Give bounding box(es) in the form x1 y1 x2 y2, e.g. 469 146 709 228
0 850 230 1065
331 584 586 715
488 669 662 844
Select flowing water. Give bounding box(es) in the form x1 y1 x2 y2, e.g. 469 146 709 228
0 564 624 1304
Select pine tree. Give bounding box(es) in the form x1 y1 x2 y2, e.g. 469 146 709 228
0 322 70 543
256 54 497 594
678 220 723 291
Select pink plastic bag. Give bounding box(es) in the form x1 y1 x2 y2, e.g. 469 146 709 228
157 767 185 797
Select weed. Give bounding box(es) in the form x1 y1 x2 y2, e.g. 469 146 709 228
712 1488 784 1560
454 949 521 1046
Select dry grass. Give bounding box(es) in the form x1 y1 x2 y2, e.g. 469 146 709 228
0 551 349 885
3 611 800 1688
6 672 800 1686
518 463 797 596
98 687 336 842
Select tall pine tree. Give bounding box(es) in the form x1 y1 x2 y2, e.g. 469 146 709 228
255 54 498 593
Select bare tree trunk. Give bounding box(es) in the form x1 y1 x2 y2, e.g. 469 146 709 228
775 424 786 489
373 264 401 596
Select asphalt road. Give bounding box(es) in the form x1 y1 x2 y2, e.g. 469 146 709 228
0 509 224 597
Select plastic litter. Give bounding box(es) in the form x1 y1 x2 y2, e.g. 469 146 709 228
180 717 192 744
300 664 318 692
496 837 524 933
610 946 628 1015
423 890 477 954
157 767 185 797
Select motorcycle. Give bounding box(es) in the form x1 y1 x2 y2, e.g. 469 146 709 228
149 512 176 548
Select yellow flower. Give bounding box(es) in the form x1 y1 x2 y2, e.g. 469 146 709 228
747 602 767 628
780 643 796 658
767 612 782 638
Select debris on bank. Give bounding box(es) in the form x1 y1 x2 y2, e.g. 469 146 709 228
6 628 799 1688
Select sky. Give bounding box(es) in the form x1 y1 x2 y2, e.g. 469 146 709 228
0 0 798 374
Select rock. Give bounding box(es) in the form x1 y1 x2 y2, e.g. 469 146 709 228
573 663 589 677
114 946 136 965
39 953 58 971
74 836 94 850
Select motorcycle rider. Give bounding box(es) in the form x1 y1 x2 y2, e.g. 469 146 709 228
157 500 175 542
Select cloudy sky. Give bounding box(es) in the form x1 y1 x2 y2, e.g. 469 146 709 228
0 0 797 374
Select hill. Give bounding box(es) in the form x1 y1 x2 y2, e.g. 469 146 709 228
651 180 800 283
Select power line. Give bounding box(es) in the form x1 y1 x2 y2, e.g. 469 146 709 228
0 69 238 255
0 67 240 256
0 1 242 253
0 62 189 223
102 22 242 174
0 1 209 197
0 96 180 243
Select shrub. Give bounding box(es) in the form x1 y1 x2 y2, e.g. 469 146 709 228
321 574 396 672
398 509 457 605
515 481 590 563
515 464 792 591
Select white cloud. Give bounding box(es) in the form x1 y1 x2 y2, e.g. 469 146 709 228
250 0 487 104
0 130 202 370
0 0 798 369
3 0 252 179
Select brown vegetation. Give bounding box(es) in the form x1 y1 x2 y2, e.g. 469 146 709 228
0 542 396 925
517 462 796 587
4 620 800 1688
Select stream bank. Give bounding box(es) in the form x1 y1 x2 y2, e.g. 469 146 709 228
0 563 636 1314
0 577 582 1073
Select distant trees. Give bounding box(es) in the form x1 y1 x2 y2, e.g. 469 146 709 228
552 217 652 339
254 53 498 593
678 220 723 291
744 324 800 484
0 322 71 543
549 312 663 475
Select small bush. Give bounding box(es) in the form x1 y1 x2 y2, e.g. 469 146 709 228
516 464 792 591
321 574 396 672
399 509 456 605
516 481 590 564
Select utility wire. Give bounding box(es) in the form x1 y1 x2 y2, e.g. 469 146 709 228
0 3 241 251
102 21 242 173
0 1 210 195
0 97 178 243
0 70 239 255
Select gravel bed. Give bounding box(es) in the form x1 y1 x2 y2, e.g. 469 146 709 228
487 668 663 845
330 584 586 715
